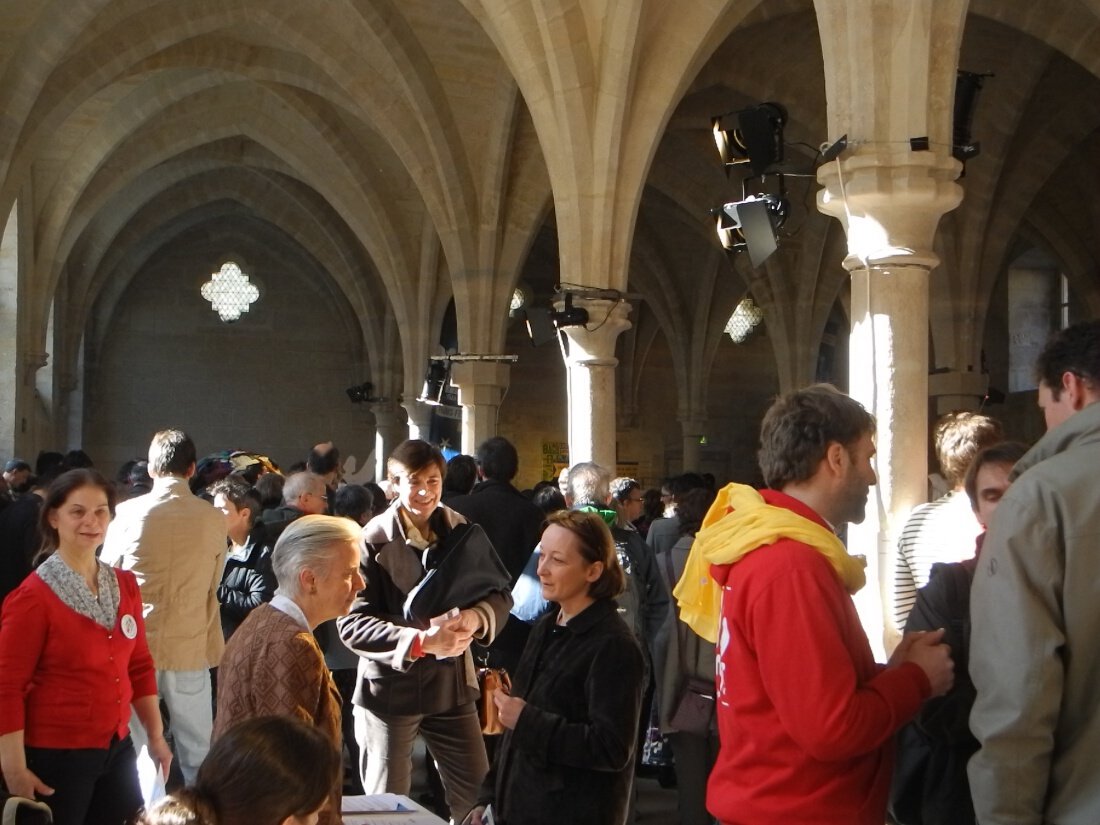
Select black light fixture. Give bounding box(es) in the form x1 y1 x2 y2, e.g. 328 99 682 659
523 294 590 346
418 360 450 405
346 382 373 403
953 70 992 167
714 193 790 268
345 381 387 404
712 102 788 176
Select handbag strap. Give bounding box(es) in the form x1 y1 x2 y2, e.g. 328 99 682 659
662 547 692 678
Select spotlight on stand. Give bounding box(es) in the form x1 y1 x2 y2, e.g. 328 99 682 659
712 102 788 176
953 70 992 168
713 194 789 269
346 382 373 403
418 360 450 405
523 294 591 346
345 382 387 404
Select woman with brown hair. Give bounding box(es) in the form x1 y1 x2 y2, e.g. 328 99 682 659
465 510 646 825
139 715 341 825
0 468 170 825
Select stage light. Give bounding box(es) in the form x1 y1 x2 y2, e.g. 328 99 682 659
712 102 788 176
346 382 373 403
418 361 449 405
523 294 590 346
713 194 789 268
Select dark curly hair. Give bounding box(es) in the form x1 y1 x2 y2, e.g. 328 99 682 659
758 384 875 489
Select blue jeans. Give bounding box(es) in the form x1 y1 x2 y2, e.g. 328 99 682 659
24 734 141 825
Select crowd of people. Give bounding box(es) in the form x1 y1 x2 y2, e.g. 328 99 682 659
2 318 1100 825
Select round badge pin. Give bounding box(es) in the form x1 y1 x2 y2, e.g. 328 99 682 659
121 614 138 639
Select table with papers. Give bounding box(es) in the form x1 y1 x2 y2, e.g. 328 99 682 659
342 793 448 825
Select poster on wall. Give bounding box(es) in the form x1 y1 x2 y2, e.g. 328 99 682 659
541 440 569 481
430 404 463 459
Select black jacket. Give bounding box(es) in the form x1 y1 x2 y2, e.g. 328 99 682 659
217 522 276 640
483 599 645 825
447 479 544 584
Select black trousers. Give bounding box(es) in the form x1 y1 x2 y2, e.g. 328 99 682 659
24 734 142 825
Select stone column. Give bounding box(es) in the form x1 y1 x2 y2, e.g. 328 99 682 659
450 360 511 454
370 401 406 479
557 298 632 471
814 0 968 656
928 370 989 416
402 399 435 443
680 418 707 474
818 154 962 657
0 201 17 459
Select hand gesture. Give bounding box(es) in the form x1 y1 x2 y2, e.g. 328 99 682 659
902 627 955 698
420 621 475 658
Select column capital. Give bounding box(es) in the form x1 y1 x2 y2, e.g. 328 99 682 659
450 360 511 407
817 150 962 270
557 298 632 366
401 399 435 440
23 350 47 385
368 399 404 428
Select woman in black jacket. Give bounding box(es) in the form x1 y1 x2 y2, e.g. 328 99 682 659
465 509 646 825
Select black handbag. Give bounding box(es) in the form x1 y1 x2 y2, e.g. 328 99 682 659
663 548 716 736
402 522 512 626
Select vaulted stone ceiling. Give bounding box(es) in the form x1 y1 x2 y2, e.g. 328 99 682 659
3 0 1100 442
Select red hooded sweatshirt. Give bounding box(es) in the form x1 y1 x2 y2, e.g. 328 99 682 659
707 490 930 825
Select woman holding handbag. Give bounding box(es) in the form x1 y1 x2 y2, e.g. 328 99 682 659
465 510 646 825
337 439 512 824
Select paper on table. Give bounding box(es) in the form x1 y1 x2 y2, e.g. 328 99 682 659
343 793 415 812
341 793 448 824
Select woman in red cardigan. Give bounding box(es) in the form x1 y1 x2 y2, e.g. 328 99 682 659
0 469 172 825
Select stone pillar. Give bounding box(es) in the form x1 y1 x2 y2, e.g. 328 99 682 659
450 361 511 454
814 0 968 657
402 399 435 443
928 370 989 416
818 154 962 656
370 401 406 479
680 418 706 473
557 298 632 471
0 202 17 460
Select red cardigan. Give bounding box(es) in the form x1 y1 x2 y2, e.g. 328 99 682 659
0 568 158 748
707 490 930 825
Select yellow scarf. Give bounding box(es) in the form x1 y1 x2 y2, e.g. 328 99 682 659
673 483 866 643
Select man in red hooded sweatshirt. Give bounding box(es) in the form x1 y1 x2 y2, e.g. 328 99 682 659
692 384 954 825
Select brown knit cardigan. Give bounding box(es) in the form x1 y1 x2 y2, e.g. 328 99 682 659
214 602 343 823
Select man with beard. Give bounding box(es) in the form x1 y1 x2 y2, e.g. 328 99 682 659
675 384 954 825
